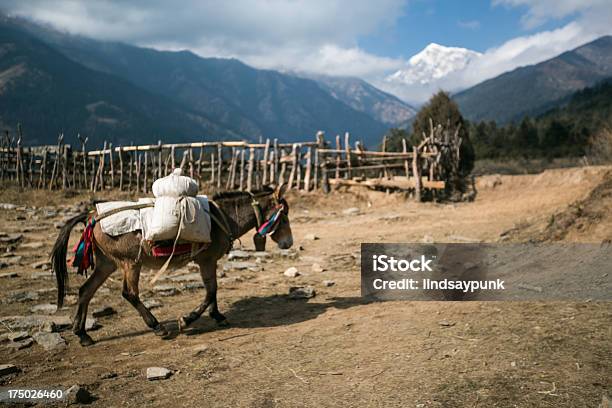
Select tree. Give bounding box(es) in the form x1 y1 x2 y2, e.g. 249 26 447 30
382 128 410 152
411 91 475 176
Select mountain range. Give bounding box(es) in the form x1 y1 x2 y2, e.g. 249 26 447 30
453 36 612 123
1 16 410 147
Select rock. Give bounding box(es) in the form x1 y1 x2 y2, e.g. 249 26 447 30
41 320 56 333
421 234 435 244
28 271 53 279
0 233 22 243
64 385 93 404
50 315 72 331
304 233 319 241
153 284 180 296
169 273 201 282
438 320 455 327
0 364 20 377
192 344 210 357
20 242 44 250
64 295 78 306
85 317 101 331
146 367 173 380
518 283 543 293
311 263 325 273
0 315 46 331
31 260 51 269
323 280 335 287
100 372 118 380
182 282 204 290
227 250 251 260
3 256 23 265
32 332 66 350
252 251 270 258
142 299 163 309
289 286 316 299
0 203 18 210
0 272 18 278
92 306 117 318
30 303 58 314
342 207 360 216
6 290 39 303
8 338 34 350
7 331 30 342
283 267 300 278
276 249 298 259
223 261 260 271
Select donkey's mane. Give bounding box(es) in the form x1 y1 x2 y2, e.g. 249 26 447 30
212 187 274 201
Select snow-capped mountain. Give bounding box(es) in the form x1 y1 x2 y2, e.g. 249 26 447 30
377 43 482 105
388 43 482 85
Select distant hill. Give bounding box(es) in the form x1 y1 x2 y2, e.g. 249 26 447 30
302 74 416 126
454 36 612 124
469 78 612 159
9 16 389 147
0 23 234 146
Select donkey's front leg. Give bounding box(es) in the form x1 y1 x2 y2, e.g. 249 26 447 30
178 259 226 331
120 262 169 337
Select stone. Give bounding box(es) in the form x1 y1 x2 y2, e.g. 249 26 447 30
64 385 93 404
0 203 18 210
142 299 163 309
9 338 34 350
28 271 53 280
85 318 101 331
304 233 319 241
92 306 117 318
438 320 455 327
4 256 22 265
41 320 56 333
31 260 51 269
146 367 173 380
227 250 251 260
100 372 118 380
0 233 22 243
169 273 201 282
289 286 316 299
252 251 270 258
32 332 66 350
182 282 204 290
311 263 325 273
0 364 20 377
50 315 72 331
342 207 360 216
191 344 210 357
0 315 46 331
6 290 39 303
323 280 335 287
30 303 58 314
223 261 259 271
153 284 180 296
276 249 298 259
7 331 30 342
0 272 18 278
283 267 300 278
20 242 44 250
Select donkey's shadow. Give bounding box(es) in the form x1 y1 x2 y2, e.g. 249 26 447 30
95 295 367 343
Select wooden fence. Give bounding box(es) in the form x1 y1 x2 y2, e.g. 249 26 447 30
1 123 461 200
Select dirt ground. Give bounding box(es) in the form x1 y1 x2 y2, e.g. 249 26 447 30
1 166 611 407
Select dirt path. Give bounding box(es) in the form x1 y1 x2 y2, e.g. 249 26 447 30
0 166 610 407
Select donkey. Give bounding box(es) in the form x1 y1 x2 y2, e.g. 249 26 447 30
51 185 292 346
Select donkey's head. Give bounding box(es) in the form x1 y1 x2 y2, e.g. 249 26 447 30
261 184 293 249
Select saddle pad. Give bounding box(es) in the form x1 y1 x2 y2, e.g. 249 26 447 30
96 198 154 237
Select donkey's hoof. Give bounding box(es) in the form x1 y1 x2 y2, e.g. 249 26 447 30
79 333 95 347
178 317 190 332
153 324 169 337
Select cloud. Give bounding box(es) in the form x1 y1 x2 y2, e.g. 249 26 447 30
457 20 481 30
493 0 612 29
0 0 407 79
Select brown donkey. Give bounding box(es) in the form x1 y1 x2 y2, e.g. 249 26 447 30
51 185 292 346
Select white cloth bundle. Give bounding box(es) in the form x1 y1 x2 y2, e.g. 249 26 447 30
97 198 154 236
143 195 211 243
152 168 198 198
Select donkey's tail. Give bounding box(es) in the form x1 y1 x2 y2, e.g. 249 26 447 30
51 212 89 308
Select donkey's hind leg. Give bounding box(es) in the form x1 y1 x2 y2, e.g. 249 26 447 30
73 254 116 346
178 258 227 331
120 262 169 337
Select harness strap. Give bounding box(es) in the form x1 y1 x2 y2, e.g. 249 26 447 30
95 202 154 221
208 200 234 245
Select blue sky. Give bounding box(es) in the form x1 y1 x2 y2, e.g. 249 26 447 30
359 0 575 57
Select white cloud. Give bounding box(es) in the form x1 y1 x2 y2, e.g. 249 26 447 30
493 0 611 29
0 0 407 79
457 20 481 30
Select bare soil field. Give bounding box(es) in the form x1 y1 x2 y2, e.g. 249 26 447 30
1 166 611 407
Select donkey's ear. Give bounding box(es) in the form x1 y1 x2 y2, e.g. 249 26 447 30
274 183 288 201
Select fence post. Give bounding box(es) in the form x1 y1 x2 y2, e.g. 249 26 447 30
412 146 422 202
